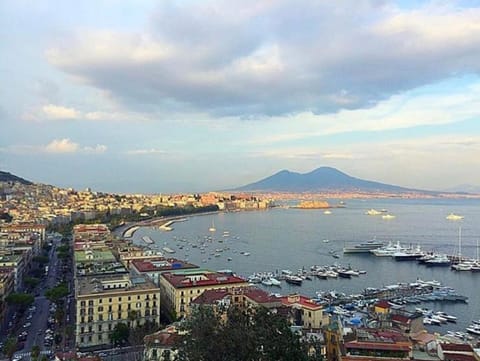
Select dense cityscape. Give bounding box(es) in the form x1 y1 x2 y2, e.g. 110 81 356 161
1 175 480 361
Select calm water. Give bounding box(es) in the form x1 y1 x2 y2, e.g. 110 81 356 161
132 198 480 333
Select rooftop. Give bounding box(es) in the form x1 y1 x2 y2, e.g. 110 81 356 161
280 294 323 310
131 258 199 273
161 269 247 289
76 274 159 296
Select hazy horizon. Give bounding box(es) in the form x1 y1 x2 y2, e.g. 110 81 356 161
2 1 480 193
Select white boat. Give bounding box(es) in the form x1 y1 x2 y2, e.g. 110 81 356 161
209 219 216 232
261 279 273 286
366 209 382 216
371 241 406 257
343 239 384 253
269 278 281 286
466 324 480 335
382 214 396 220
324 210 332 215
322 239 330 243
446 213 464 221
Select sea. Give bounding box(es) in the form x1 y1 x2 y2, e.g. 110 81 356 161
129 198 480 334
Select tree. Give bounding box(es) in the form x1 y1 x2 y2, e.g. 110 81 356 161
24 276 40 289
2 336 17 361
31 345 40 360
175 305 310 361
5 293 34 310
45 282 69 304
110 322 130 346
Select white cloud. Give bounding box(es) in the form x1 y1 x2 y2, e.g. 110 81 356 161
126 148 166 155
44 138 79 153
42 104 79 120
45 1 480 116
0 139 107 155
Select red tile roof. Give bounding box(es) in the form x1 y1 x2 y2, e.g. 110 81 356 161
391 314 411 324
443 353 477 361
375 300 391 309
191 289 231 305
441 344 474 352
279 294 322 310
345 341 411 352
243 287 280 304
162 271 247 289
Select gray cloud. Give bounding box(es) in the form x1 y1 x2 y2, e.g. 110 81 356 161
47 0 480 116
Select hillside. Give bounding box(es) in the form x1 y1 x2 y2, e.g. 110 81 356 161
235 167 421 193
0 171 33 185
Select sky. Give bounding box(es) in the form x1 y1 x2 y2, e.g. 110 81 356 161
1 0 480 194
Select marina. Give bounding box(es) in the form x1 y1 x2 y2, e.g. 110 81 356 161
127 198 480 334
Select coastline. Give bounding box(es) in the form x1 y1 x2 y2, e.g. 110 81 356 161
118 211 220 238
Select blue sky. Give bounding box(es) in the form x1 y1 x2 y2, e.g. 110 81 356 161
1 0 480 193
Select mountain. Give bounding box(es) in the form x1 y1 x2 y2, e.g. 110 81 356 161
443 184 480 194
235 167 421 193
0 171 33 185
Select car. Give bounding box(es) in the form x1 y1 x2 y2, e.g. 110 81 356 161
23 322 31 328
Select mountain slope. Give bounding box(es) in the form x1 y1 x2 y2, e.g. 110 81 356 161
0 171 33 185
235 167 419 193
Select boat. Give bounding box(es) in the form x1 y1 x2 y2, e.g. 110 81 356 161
371 241 406 257
382 214 396 220
366 209 382 216
142 236 154 244
322 239 330 243
337 270 352 278
209 220 216 232
162 246 175 254
285 275 303 285
425 254 451 267
393 245 425 261
261 279 273 286
269 278 281 287
343 239 385 253
466 324 480 335
446 213 464 221
324 210 332 215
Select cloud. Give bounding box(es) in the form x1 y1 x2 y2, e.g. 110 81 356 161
45 1 480 116
126 148 166 155
1 139 107 155
42 104 79 120
44 138 79 153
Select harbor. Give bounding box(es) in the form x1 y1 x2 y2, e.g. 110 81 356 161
127 198 480 335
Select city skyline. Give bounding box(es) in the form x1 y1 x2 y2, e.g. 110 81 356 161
2 0 480 193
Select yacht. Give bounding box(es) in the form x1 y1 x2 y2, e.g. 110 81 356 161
371 241 406 257
393 245 425 261
285 275 303 285
209 220 216 232
382 214 396 220
425 254 451 267
342 239 384 253
324 210 332 215
446 213 464 221
366 209 382 216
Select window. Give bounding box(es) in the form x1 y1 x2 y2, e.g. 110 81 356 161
98 325 102 332
98 334 102 341
88 336 92 342
81 326 85 334
118 305 122 311
80 301 86 307
108 305 112 312
118 297 122 302
88 326 92 333
80 337 84 343
99 314 103 321
81 316 85 323
88 300 94 306
98 306 103 312
99 299 103 304
145 309 150 316
128 296 131 301
117 312 122 319
109 298 112 303
108 324 112 331
137 295 140 300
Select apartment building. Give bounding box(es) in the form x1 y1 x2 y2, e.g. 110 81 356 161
75 274 160 349
159 269 249 320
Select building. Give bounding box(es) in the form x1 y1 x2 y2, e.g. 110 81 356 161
280 293 329 329
342 328 412 360
0 267 14 329
159 269 249 320
439 344 480 361
130 258 198 286
143 326 181 361
75 274 160 349
0 254 27 291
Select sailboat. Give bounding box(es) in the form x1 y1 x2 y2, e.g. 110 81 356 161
451 226 473 271
209 219 216 232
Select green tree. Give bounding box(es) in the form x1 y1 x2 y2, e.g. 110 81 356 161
176 305 309 361
24 276 40 289
2 336 17 361
45 282 69 304
5 292 34 310
31 345 40 360
110 322 130 346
